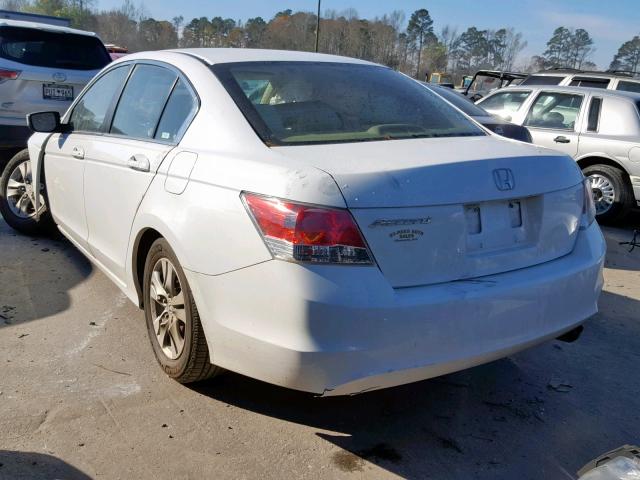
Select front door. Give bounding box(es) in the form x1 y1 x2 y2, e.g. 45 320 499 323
40 65 131 249
522 91 584 157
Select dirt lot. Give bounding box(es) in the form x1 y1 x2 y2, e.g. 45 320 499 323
0 216 639 480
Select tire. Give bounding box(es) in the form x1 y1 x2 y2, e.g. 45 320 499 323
583 164 634 222
0 149 54 235
143 238 221 383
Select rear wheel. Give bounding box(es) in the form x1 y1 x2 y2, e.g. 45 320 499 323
0 149 54 234
143 238 221 383
583 164 634 222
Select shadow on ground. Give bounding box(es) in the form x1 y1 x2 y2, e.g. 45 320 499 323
0 451 91 479
191 290 640 479
0 219 92 327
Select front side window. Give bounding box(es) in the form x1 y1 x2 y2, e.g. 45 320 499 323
213 62 484 146
111 64 177 139
70 66 129 133
524 92 583 130
520 75 564 86
618 81 640 93
0 26 110 70
479 91 531 118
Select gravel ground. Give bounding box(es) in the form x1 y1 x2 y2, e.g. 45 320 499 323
0 216 639 480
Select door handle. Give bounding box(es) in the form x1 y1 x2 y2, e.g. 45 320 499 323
127 154 150 172
71 146 84 159
554 136 571 144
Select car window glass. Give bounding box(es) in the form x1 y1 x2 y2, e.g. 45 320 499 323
479 91 531 117
569 77 609 89
524 92 583 130
111 64 177 139
214 62 485 146
520 75 564 86
587 97 602 132
154 79 197 142
69 66 129 133
617 81 640 93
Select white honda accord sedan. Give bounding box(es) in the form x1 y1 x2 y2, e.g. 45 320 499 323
14 49 605 395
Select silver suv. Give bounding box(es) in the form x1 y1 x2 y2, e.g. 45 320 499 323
0 18 110 152
478 85 640 220
520 69 640 93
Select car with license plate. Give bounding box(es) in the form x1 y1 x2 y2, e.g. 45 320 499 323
0 19 110 168
7 49 605 396
478 85 640 221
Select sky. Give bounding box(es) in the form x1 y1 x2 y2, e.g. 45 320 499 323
97 0 640 69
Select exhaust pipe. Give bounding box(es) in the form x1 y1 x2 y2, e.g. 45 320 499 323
556 325 584 343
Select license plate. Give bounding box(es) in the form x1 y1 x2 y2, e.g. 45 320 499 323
43 84 73 101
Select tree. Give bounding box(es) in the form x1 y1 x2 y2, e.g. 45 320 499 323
245 17 266 47
407 9 434 77
569 28 594 69
541 27 594 69
610 36 640 73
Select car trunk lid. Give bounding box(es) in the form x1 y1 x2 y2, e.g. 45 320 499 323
273 136 585 287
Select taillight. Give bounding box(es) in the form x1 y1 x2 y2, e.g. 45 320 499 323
0 69 20 80
242 192 373 265
581 177 596 228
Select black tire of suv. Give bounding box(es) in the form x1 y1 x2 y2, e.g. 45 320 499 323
0 149 55 235
143 238 222 384
582 164 634 223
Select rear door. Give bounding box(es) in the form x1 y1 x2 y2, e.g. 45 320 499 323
42 64 130 249
522 90 584 157
0 26 111 125
82 63 197 282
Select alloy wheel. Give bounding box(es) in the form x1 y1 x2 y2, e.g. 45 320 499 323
588 173 615 215
150 258 187 360
5 159 44 219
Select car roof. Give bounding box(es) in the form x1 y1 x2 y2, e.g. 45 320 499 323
169 48 379 66
0 18 97 36
529 70 640 81
501 84 640 100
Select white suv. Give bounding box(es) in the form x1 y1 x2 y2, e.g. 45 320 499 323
520 69 640 93
0 19 110 153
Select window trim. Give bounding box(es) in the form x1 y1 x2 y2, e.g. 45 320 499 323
65 59 201 146
523 90 585 132
586 96 602 133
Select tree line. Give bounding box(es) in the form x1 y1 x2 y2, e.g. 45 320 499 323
2 0 639 81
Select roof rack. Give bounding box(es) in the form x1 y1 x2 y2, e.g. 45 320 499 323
606 69 639 78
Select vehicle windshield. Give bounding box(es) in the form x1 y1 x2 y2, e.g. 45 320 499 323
426 85 489 117
213 61 485 146
0 26 111 70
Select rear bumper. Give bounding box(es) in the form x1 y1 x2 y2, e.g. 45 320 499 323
0 125 31 148
187 222 606 395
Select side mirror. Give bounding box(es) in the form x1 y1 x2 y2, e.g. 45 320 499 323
27 111 67 133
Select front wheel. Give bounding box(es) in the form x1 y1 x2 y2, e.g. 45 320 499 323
583 164 634 222
143 238 222 383
0 149 54 234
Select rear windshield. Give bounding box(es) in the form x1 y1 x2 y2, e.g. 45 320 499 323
520 75 564 86
213 62 485 146
426 84 489 117
0 26 110 70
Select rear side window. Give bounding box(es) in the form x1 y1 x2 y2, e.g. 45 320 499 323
70 66 129 133
479 91 531 117
111 65 177 140
154 79 198 142
0 26 110 70
569 77 610 89
587 97 602 132
524 92 583 130
618 81 640 93
520 75 564 86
